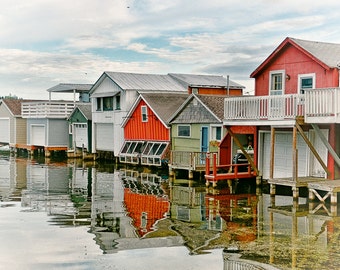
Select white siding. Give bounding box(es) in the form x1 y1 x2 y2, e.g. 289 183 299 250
309 129 328 178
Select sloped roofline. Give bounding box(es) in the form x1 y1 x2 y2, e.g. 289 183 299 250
121 94 169 129
250 37 332 78
168 94 222 123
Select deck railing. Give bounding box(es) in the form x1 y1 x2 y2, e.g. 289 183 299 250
305 88 340 123
22 101 77 118
224 94 304 121
170 151 218 171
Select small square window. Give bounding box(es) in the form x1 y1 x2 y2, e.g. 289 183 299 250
103 97 113 111
178 125 190 137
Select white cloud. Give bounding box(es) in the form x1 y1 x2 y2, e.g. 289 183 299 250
1 0 340 98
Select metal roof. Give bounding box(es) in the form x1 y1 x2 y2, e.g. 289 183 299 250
290 37 340 68
47 83 93 93
74 104 92 120
169 73 245 89
105 72 187 92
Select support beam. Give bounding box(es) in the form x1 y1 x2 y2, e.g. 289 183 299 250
226 127 259 175
311 123 340 168
295 122 330 177
292 126 298 182
270 126 275 180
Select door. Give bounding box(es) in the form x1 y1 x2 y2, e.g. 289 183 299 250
269 71 285 118
95 123 114 151
31 125 45 146
201 126 209 152
74 124 88 149
200 126 209 164
261 132 308 179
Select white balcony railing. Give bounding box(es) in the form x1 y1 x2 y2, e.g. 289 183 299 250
305 88 340 123
22 101 76 118
224 94 305 121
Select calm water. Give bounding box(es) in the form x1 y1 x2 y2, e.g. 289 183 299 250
0 154 340 270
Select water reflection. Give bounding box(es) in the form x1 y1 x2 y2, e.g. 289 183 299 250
1 155 340 269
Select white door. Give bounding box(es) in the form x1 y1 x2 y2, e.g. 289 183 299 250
0 118 10 143
31 125 45 146
74 124 88 149
309 129 328 178
95 123 114 151
261 132 308 179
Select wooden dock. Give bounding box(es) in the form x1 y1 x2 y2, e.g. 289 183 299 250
204 153 257 187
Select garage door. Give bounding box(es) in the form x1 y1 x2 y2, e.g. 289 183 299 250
74 124 88 149
0 118 9 143
261 132 308 179
95 123 114 151
31 125 45 146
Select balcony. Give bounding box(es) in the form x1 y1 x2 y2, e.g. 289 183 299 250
224 94 304 125
22 101 77 118
224 88 340 125
305 88 340 123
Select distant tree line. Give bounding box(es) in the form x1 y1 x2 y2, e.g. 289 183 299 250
0 94 21 100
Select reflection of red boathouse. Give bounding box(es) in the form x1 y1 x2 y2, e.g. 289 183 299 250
124 189 170 237
205 190 258 242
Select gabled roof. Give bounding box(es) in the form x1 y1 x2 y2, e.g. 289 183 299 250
90 71 187 94
0 99 40 117
47 83 93 93
251 37 340 78
122 92 189 127
68 104 92 121
169 73 245 89
168 94 226 123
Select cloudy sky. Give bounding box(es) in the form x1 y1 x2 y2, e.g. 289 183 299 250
1 0 340 99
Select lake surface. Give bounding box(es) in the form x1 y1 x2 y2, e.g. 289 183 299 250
0 154 340 270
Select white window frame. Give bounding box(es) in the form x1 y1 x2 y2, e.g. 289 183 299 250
177 125 191 137
269 70 285 95
141 106 148 122
211 125 223 141
298 73 315 94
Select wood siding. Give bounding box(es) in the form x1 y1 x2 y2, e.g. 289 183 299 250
124 100 169 141
188 87 242 96
254 44 339 96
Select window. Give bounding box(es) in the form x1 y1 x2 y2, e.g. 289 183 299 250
178 125 191 137
103 97 113 111
115 95 121 110
211 126 222 141
141 106 148 122
298 73 315 94
96 98 102 111
269 71 284 95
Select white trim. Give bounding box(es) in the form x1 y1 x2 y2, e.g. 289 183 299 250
269 70 285 95
298 73 316 94
210 124 223 141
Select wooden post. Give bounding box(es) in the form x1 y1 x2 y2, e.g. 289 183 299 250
270 126 275 180
292 126 298 183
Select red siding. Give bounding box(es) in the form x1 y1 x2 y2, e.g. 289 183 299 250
188 87 242 96
254 44 339 96
124 100 170 141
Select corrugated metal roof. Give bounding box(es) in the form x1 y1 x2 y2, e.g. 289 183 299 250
140 92 189 123
169 73 245 89
47 83 93 93
105 72 187 92
291 38 340 68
